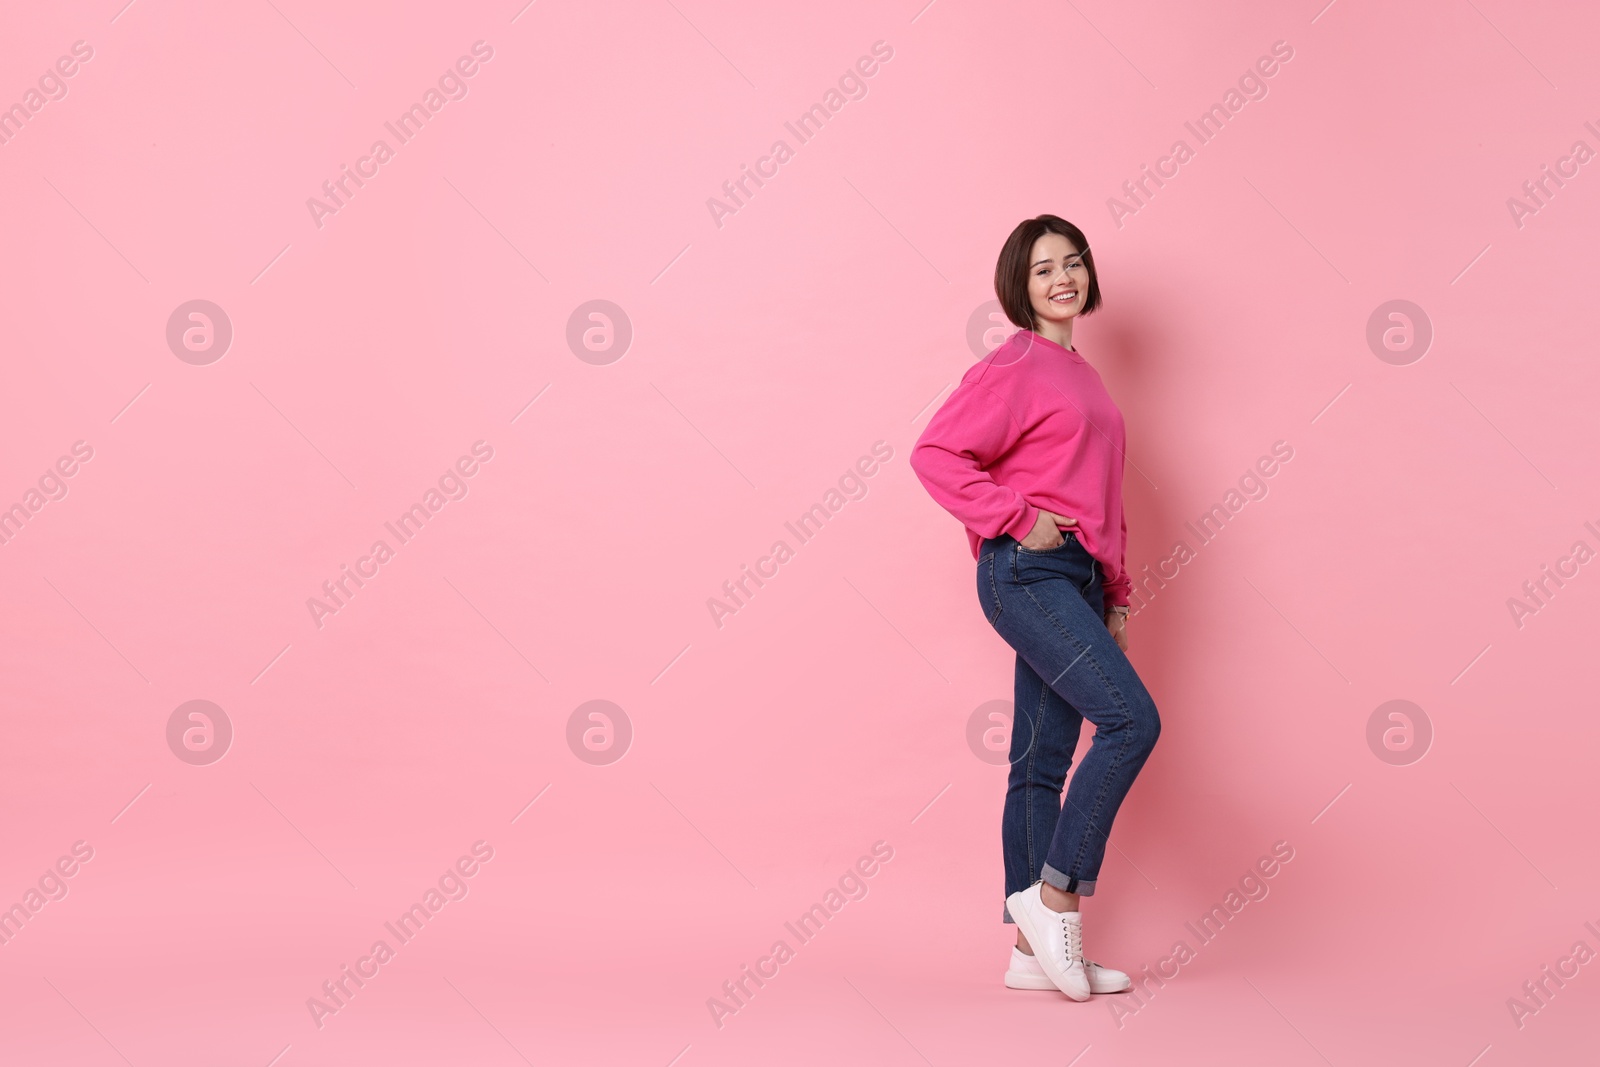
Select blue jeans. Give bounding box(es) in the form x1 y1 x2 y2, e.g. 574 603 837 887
977 532 1161 920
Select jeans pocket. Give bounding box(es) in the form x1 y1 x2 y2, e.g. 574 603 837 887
1015 531 1076 554
977 554 1003 626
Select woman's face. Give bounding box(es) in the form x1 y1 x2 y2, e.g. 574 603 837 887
1026 232 1089 328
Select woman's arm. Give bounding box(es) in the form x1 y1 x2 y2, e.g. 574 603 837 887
1103 507 1132 608
910 381 1038 542
1104 508 1131 649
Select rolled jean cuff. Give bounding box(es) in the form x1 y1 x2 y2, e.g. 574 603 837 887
1042 863 1097 897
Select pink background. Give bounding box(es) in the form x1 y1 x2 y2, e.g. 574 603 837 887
3 0 1598 1063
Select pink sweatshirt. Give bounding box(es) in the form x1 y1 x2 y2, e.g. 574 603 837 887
910 329 1132 607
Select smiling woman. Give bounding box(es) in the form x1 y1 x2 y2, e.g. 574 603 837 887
912 214 1162 1003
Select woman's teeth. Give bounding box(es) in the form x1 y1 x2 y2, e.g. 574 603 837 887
1051 291 1077 304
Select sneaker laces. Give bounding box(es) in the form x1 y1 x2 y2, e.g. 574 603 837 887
1060 914 1083 964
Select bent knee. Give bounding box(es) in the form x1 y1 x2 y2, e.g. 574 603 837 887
1126 696 1161 752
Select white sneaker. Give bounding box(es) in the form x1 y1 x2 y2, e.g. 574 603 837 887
1004 882 1091 1001
1004 946 1133 993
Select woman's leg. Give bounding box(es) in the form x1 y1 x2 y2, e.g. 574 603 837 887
1001 651 1084 947
989 536 1161 899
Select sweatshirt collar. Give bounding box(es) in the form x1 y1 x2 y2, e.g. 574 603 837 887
1019 329 1085 363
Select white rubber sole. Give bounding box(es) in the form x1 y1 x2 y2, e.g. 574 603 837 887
1004 969 1058 991
1006 965 1133 994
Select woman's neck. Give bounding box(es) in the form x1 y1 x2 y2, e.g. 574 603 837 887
1033 319 1074 350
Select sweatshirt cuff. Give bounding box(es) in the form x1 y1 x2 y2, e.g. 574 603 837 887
1004 503 1039 543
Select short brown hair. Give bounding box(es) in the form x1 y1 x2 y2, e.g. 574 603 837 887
994 215 1103 329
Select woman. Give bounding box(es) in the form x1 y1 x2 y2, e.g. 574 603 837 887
909 215 1161 1001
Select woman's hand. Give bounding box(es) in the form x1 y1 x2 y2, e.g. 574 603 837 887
1020 509 1077 550
1105 609 1129 651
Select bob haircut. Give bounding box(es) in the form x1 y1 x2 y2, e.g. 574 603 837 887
994 215 1103 330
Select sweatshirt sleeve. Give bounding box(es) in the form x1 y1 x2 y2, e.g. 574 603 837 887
1103 506 1131 608
909 381 1039 543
